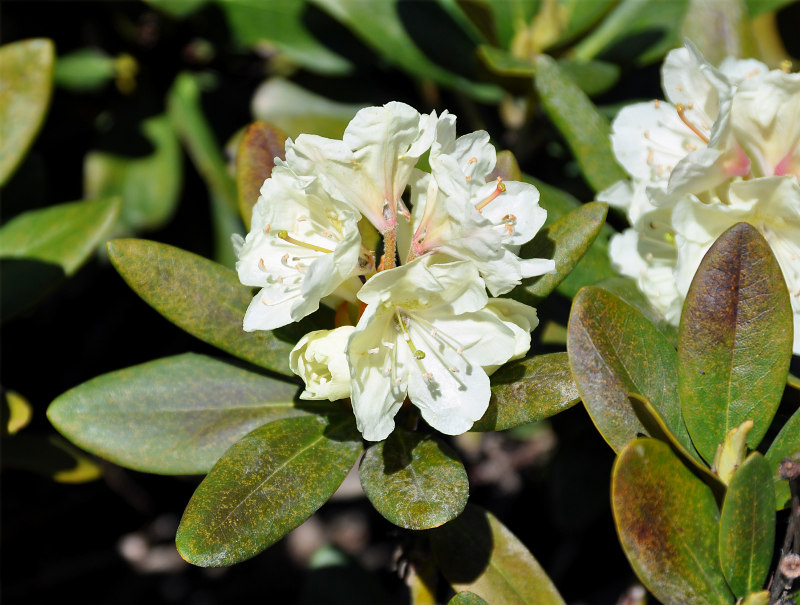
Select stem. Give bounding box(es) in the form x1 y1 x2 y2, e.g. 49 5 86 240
769 455 800 604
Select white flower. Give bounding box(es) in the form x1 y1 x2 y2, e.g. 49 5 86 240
284 101 436 233
408 112 554 295
481 298 539 374
290 326 355 401
235 164 370 331
347 255 525 441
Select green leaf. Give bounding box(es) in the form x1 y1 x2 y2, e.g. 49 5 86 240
359 429 467 530
85 114 182 231
534 54 626 193
612 438 734 605
176 413 362 567
482 0 539 48
1 434 102 483
594 276 678 345
218 0 352 75
678 223 793 464
719 453 775 598
0 197 121 319
746 0 798 16
515 201 608 305
568 286 699 459
311 0 504 103
251 78 363 140
572 0 690 65
48 353 310 475
4 391 32 435
558 58 620 97
106 238 294 375
144 0 208 18
448 592 489 605
236 121 287 230
54 48 116 92
0 38 54 186
167 72 242 266
472 353 580 432
765 406 800 510
431 505 566 605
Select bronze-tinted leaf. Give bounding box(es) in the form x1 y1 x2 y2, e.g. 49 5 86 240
236 121 287 230
679 223 793 464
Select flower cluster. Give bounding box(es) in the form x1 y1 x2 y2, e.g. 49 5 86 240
234 103 554 441
603 41 800 354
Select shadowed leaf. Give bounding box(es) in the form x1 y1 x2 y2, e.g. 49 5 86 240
360 429 467 529
107 238 294 375
48 353 308 474
2 434 102 483
765 406 800 509
473 353 580 432
176 413 362 567
534 54 626 192
0 38 54 185
448 592 489 605
431 505 565 605
613 438 734 605
679 223 793 464
515 201 608 305
719 453 775 597
236 121 287 229
568 287 698 459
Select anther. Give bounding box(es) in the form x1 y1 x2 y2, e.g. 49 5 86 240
675 103 710 144
414 350 426 360
468 157 478 164
475 178 506 213
258 258 266 271
647 150 655 165
264 223 271 234
277 230 335 254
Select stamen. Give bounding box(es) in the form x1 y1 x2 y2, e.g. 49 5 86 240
465 176 471 182
264 223 271 234
675 104 710 144
475 178 506 213
780 60 792 73
653 99 661 108
258 258 267 271
277 230 334 254
468 157 478 164
396 310 427 365
296 215 308 222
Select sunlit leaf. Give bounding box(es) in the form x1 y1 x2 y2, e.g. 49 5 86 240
473 353 579 431
765 406 800 509
431 505 566 605
613 438 734 605
48 353 310 475
251 78 363 140
679 223 793 464
236 121 287 229
218 0 352 75
176 413 362 567
515 201 608 305
311 0 503 102
359 429 467 529
4 390 32 435
568 287 699 459
85 114 182 231
107 238 294 375
534 54 626 193
719 453 774 598
0 38 54 185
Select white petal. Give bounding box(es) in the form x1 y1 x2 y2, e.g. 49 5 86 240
290 327 355 401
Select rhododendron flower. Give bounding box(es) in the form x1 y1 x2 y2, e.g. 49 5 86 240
235 164 371 332
408 112 554 295
347 256 528 441
290 326 355 401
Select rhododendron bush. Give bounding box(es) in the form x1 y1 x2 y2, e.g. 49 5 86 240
3 1 799 603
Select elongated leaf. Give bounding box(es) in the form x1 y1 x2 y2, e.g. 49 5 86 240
613 438 734 605
765 406 800 509
719 453 775 597
359 430 467 530
106 238 294 375
515 201 608 305
48 353 309 474
311 0 503 102
85 114 182 231
679 223 793 464
568 287 698 459
0 197 121 319
595 276 678 344
431 505 566 605
54 48 117 92
2 434 102 483
167 72 242 266
472 353 580 432
236 121 287 229
218 0 351 75
534 54 626 193
0 38 54 185
176 413 362 566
